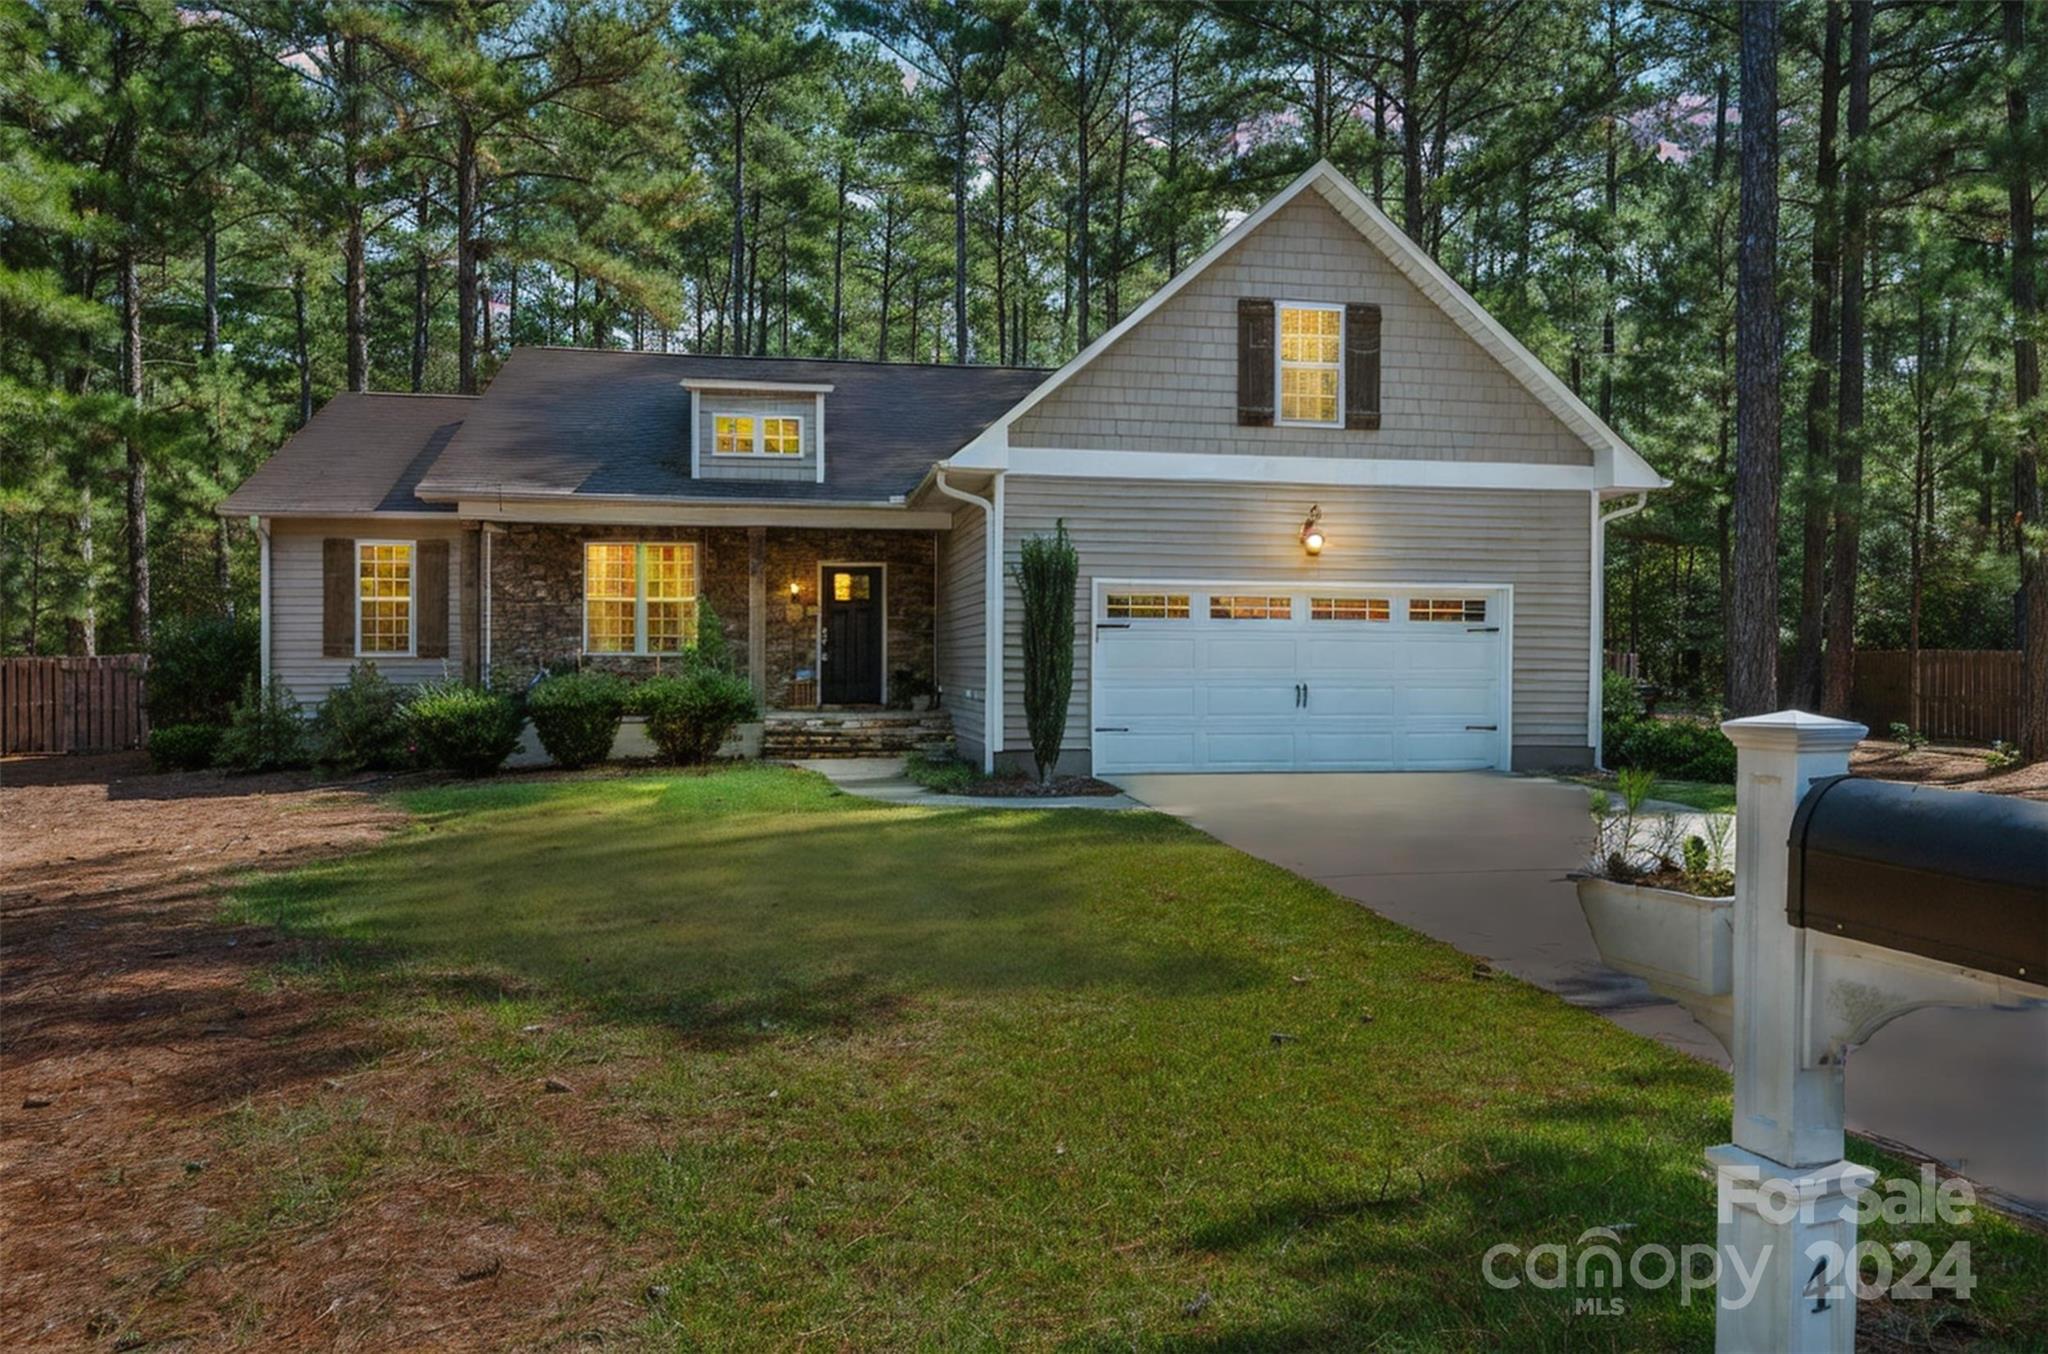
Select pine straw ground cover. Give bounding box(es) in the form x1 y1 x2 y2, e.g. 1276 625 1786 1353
5 762 2045 1350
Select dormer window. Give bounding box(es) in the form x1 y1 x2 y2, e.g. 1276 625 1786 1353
1277 303 1343 425
712 412 802 456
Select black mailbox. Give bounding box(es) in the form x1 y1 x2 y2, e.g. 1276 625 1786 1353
1787 776 2048 982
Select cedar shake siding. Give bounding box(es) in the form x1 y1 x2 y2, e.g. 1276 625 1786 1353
997 479 1595 772
1009 192 1593 466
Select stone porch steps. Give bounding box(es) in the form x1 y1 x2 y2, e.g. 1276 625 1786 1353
761 709 954 760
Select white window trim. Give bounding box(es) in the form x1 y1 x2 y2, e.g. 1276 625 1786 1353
354 538 417 659
710 411 805 458
1273 299 1346 428
581 541 699 657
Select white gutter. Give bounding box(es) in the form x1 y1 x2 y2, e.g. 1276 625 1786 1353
252 515 271 689
931 466 1004 773
1591 491 1649 769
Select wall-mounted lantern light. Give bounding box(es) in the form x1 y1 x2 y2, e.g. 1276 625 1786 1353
788 580 802 600
1300 505 1326 557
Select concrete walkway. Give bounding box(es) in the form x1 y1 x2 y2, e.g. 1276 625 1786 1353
795 756 1141 810
1113 770 2048 1214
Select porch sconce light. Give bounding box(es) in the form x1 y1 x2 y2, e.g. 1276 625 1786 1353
1300 505 1326 557
788 580 802 600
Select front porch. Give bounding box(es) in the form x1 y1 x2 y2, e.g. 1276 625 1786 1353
759 707 955 759
484 522 942 713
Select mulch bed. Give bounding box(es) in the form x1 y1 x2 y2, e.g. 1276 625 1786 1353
944 773 1123 798
1853 739 2048 800
0 754 657 1350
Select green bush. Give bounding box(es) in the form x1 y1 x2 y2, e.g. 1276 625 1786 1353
146 614 259 725
312 663 413 772
215 678 308 773
527 671 627 769
1602 669 1643 735
147 722 224 772
405 681 524 777
638 668 759 764
1014 520 1078 783
1608 716 1736 783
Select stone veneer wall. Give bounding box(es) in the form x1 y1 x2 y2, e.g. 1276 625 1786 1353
487 523 936 708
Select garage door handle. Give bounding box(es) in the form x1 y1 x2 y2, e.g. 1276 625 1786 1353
1466 724 1498 731
1467 626 1500 633
1094 726 1129 733
1096 622 1131 630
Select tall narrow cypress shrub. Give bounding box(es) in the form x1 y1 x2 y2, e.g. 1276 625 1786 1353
1015 521 1078 783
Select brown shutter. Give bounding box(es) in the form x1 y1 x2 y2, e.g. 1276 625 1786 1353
1237 298 1275 426
416 539 450 660
323 538 356 657
1346 302 1382 430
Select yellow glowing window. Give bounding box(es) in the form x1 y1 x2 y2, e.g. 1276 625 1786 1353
585 542 699 654
761 417 802 455
1311 597 1390 621
1409 597 1487 623
357 542 413 654
1278 305 1342 423
713 414 755 455
1209 595 1292 620
831 571 872 602
1105 592 1189 620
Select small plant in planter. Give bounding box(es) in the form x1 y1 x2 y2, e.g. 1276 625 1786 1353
890 667 940 712
1580 766 1733 897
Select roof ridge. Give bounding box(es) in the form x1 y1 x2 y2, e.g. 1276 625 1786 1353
511 345 1050 375
336 390 481 400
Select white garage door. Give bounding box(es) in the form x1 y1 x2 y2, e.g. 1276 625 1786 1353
1090 584 1509 774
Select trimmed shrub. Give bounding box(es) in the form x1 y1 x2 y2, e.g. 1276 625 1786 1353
1013 520 1078 783
147 722 224 772
215 678 308 773
692 596 736 673
527 671 627 769
405 681 524 777
146 614 259 725
312 663 412 772
638 668 759 764
1608 716 1736 783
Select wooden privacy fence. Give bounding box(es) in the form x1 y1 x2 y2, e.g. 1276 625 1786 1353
1850 649 2022 745
1 655 149 755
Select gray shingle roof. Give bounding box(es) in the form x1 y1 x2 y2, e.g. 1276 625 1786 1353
413 348 1047 504
219 393 475 516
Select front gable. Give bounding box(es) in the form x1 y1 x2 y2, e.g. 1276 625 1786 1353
1011 190 1588 465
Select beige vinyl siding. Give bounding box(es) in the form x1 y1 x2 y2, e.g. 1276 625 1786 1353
695 393 818 483
935 502 988 764
999 478 1591 758
270 517 468 709
1010 193 1591 466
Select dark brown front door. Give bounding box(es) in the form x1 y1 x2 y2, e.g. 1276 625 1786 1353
820 566 883 704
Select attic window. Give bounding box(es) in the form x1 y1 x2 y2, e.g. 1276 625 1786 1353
1277 304 1343 425
712 412 802 456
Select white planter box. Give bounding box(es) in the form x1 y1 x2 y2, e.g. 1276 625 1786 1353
1574 875 1735 1045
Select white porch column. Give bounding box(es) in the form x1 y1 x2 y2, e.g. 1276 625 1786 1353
1713 709 1874 1354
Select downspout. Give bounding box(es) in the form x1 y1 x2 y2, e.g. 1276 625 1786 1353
252 515 270 689
1591 490 1648 769
481 523 499 685
931 466 1003 773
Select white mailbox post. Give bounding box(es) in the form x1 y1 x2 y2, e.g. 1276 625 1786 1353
1578 709 2048 1352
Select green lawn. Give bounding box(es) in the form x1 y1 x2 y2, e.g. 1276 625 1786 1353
226 766 2043 1348
1559 772 1738 814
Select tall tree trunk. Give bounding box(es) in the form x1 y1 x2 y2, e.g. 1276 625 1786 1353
202 221 219 359
1599 2 1619 428
1727 0 1781 717
294 266 312 428
341 35 369 392
1371 80 1386 212
455 117 479 393
122 251 150 651
1711 64 1733 699
877 196 897 362
1399 0 1423 241
412 175 430 392
1909 298 1931 734
832 156 847 359
728 109 747 356
1821 0 1872 716
77 489 95 655
953 89 969 362
1791 1 1843 708
2008 0 2046 757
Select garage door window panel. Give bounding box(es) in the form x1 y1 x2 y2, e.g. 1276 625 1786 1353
1409 597 1487 623
1105 592 1190 620
1209 595 1293 620
1311 597 1390 622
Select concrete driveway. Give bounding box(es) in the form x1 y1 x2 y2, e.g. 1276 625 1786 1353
1114 770 2048 1215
